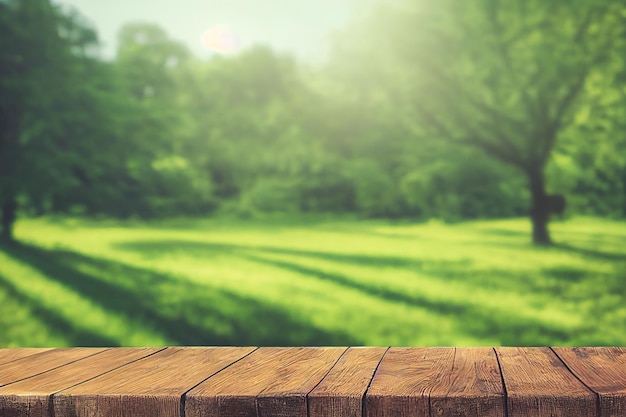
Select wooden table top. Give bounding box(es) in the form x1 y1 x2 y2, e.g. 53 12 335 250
0 347 624 417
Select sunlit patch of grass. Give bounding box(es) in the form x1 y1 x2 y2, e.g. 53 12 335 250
5 215 626 347
89 246 473 345
245 250 582 326
0 249 168 347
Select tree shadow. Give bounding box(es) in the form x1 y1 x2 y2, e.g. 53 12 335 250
542 266 589 282
553 242 626 262
467 228 626 260
122 238 547 302
115 239 472 270
0 272 119 347
242 253 573 346
472 228 528 238
313 223 424 240
463 238 626 265
0 242 360 346
116 239 574 345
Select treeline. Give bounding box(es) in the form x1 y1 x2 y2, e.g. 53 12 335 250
1 0 625 241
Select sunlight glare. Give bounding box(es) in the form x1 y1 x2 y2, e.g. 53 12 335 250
201 24 242 54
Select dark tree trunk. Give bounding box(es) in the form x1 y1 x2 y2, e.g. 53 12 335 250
0 196 17 242
527 166 551 245
0 104 20 243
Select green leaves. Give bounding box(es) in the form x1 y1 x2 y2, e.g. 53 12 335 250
2 0 624 231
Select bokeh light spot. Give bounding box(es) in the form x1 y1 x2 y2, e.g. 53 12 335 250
201 24 241 54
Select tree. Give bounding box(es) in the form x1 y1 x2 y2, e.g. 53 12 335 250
0 0 77 240
0 0 130 239
330 0 626 244
180 46 326 213
112 23 218 217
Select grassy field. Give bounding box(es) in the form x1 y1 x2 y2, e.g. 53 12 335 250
0 216 624 347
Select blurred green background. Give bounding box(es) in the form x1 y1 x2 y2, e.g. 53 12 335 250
0 0 625 347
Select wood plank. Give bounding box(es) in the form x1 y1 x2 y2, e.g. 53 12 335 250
495 347 598 417
554 347 626 417
256 347 345 417
429 348 505 417
53 347 254 417
0 348 108 387
308 347 387 417
0 348 161 417
0 348 53 366
365 347 504 417
0 346 621 417
185 347 346 417
365 347 454 417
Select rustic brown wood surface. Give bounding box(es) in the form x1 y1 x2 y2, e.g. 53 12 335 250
186 347 345 417
0 347 624 417
495 347 597 417
54 347 254 417
0 348 160 417
254 347 345 417
428 347 505 417
554 347 626 417
308 347 387 417
0 348 52 366
365 347 454 417
366 347 505 417
0 348 107 387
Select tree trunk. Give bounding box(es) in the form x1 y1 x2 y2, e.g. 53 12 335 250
0 103 21 243
0 197 17 242
527 166 551 245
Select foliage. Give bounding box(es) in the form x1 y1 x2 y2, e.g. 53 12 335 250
328 0 626 243
0 0 94 238
0 0 624 243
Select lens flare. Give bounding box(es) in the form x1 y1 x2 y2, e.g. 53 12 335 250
201 24 241 54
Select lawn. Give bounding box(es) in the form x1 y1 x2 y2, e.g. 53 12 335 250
0 216 624 347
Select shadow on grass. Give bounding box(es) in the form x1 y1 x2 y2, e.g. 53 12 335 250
243 253 573 346
313 223 425 241
474 228 529 238
115 239 471 270
542 266 590 282
116 239 575 345
117 238 603 295
0 272 119 347
553 243 626 262
468 228 626 257
0 242 359 346
461 238 626 266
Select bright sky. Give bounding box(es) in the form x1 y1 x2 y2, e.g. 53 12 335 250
53 0 383 62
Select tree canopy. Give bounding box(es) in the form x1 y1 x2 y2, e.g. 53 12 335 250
329 0 626 243
1 0 624 244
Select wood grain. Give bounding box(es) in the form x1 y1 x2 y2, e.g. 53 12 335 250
554 347 626 417
53 347 254 417
0 348 107 387
365 347 455 417
428 348 505 417
256 347 345 417
0 348 53 366
365 347 504 417
308 347 387 417
185 347 346 417
0 348 160 417
0 346 622 417
495 347 598 417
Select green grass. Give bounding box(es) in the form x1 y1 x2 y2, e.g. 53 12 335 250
1 216 624 347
